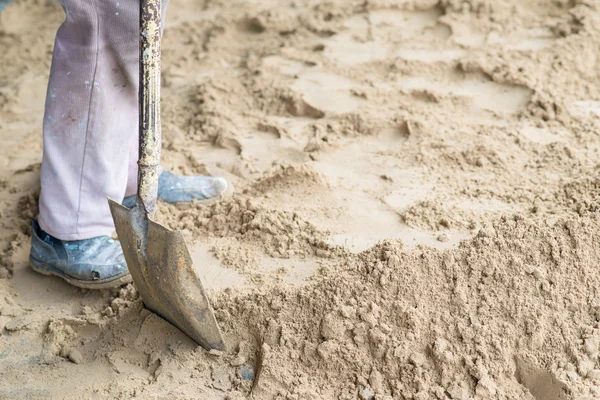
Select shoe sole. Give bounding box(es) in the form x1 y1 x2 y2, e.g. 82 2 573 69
30 256 132 290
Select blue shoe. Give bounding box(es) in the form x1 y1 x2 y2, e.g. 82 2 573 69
122 171 229 208
29 220 132 289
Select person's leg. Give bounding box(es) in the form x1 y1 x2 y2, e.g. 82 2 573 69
30 0 141 288
32 0 228 289
38 0 139 241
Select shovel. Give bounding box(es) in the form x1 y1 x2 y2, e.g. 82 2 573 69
107 0 225 351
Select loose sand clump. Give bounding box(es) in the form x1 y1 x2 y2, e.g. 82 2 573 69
399 200 476 231
3 0 600 398
251 163 329 193
158 196 335 259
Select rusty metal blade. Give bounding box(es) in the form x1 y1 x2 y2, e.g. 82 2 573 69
108 198 225 351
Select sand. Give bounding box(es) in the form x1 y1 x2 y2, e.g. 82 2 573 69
2 0 600 398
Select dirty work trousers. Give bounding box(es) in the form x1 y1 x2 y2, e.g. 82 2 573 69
38 0 167 240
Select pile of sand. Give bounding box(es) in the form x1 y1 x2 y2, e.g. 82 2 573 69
2 0 600 398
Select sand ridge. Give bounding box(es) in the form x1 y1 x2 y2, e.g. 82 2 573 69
2 0 600 398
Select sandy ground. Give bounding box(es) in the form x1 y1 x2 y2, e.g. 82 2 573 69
2 0 600 398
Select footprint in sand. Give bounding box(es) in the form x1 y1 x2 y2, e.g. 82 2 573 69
262 55 366 116
395 75 532 117
322 7 457 65
323 8 557 65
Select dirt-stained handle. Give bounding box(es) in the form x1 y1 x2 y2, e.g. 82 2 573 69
137 0 162 216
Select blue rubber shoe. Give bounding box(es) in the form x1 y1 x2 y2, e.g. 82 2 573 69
122 171 229 208
29 220 132 289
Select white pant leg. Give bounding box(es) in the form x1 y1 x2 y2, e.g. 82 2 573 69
39 0 167 240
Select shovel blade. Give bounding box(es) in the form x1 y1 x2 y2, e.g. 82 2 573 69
108 199 225 351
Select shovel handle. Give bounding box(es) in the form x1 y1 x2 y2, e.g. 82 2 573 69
137 0 163 216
